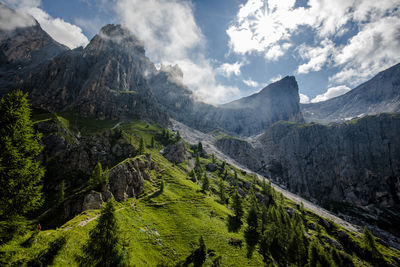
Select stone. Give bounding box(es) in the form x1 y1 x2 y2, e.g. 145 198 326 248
205 163 218 172
82 191 103 210
162 141 186 163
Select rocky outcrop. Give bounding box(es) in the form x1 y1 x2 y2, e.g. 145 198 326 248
1 23 168 125
109 156 154 201
162 141 187 163
82 191 104 210
216 113 400 240
36 117 137 190
302 63 400 123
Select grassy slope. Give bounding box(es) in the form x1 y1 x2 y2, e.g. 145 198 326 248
2 113 400 266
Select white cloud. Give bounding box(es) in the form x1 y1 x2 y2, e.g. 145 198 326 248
115 0 240 104
217 62 242 77
0 2 36 31
269 74 282 83
3 0 89 49
228 0 400 86
299 93 310 104
297 39 334 74
243 78 259 87
25 7 89 49
311 85 351 103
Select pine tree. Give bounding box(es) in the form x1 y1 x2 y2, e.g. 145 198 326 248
244 205 259 258
78 200 122 267
138 137 144 155
57 179 65 205
175 131 181 141
197 141 203 154
0 90 44 217
232 189 244 220
202 173 210 192
151 136 155 148
89 162 103 191
160 178 165 193
217 179 227 204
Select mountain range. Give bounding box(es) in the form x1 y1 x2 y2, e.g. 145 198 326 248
1 3 400 263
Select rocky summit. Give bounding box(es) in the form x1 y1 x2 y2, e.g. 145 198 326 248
302 63 400 123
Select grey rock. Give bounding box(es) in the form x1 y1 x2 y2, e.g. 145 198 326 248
108 157 151 201
205 163 218 172
162 141 186 163
302 63 400 124
82 191 103 210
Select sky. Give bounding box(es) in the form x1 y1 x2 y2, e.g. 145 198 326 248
2 0 400 104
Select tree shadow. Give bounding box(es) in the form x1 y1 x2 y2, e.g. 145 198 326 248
27 236 66 267
227 215 242 233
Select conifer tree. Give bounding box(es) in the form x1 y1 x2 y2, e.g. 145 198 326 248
160 178 165 193
197 141 203 154
89 162 103 191
0 90 44 217
202 173 210 192
231 189 244 220
244 205 259 258
57 179 65 205
175 131 181 141
217 179 227 204
151 136 155 148
138 137 144 155
78 200 122 267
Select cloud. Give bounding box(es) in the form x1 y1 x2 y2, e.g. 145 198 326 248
217 62 242 77
243 78 259 87
299 93 310 104
3 0 89 49
228 0 400 85
25 7 89 48
311 85 351 103
0 2 36 31
269 74 282 83
297 39 334 74
115 0 240 104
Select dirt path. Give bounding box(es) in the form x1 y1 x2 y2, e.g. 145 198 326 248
170 119 361 233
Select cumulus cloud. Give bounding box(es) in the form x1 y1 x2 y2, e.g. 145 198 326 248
3 0 89 49
311 85 351 103
228 0 400 85
26 7 89 48
297 39 334 74
115 0 240 103
217 62 242 77
299 93 310 104
243 78 259 87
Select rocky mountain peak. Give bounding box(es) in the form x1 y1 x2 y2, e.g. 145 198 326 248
84 24 145 57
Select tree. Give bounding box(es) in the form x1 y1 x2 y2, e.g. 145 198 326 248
197 141 203 154
89 162 103 191
193 236 206 267
231 189 243 220
175 131 181 142
217 179 227 205
201 173 210 192
138 137 144 155
151 136 155 148
57 179 65 205
0 90 44 217
160 178 165 193
244 205 259 258
78 200 122 267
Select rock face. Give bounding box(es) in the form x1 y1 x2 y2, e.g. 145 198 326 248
109 156 153 201
216 113 400 239
150 70 304 136
36 117 137 190
1 23 168 125
302 63 400 123
210 76 303 136
162 141 187 163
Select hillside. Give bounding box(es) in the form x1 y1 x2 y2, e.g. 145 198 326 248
1 112 399 266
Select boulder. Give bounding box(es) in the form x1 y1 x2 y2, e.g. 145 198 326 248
205 163 218 172
82 191 103 210
162 141 186 163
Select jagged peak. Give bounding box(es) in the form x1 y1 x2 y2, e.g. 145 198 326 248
0 2 38 31
159 64 184 80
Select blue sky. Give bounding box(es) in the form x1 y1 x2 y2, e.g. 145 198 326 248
3 0 400 104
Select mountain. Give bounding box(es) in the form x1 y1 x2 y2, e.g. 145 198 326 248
0 3 68 66
150 69 304 136
216 113 400 245
302 63 400 123
0 23 168 124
